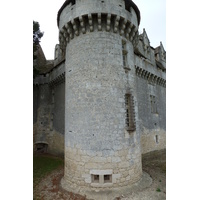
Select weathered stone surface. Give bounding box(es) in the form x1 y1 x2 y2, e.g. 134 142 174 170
33 0 166 198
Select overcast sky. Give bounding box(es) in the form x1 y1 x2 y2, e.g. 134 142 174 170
33 0 166 60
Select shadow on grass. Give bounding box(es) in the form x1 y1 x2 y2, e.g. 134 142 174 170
142 149 166 173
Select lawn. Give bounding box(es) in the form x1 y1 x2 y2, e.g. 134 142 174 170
33 154 64 190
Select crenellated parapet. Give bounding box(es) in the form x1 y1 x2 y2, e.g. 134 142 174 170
135 65 166 87
57 0 140 54
58 13 139 54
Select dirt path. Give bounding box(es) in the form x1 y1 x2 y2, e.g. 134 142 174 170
34 149 166 200
120 149 166 200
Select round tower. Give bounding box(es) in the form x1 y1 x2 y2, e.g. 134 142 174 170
58 0 142 198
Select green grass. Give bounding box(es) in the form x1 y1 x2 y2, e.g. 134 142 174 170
33 154 64 188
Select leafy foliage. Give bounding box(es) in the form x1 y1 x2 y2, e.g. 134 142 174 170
33 21 44 77
33 21 43 45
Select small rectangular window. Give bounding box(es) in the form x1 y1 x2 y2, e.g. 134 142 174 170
104 174 112 183
91 174 99 183
150 95 157 113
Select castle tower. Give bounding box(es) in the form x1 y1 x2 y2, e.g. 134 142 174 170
58 0 143 198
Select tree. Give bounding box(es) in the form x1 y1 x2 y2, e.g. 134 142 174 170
33 21 43 45
33 21 44 77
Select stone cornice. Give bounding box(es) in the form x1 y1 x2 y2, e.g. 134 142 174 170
59 13 138 54
135 65 166 88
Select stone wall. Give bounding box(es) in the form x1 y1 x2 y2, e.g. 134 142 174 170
63 30 142 193
33 85 39 124
52 82 65 135
134 56 166 154
33 2 166 198
33 81 65 156
58 0 142 193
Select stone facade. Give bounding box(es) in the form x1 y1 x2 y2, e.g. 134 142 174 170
33 0 166 199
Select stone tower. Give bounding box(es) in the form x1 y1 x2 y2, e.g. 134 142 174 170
58 0 143 198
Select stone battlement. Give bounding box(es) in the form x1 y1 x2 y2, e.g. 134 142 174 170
58 0 140 55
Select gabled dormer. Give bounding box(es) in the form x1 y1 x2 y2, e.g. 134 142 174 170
155 42 166 61
141 28 150 52
134 28 152 61
54 44 65 67
155 42 166 71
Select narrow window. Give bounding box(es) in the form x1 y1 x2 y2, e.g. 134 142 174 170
122 40 128 67
104 174 112 183
52 89 55 104
150 95 153 113
91 174 99 183
150 95 157 113
125 94 136 131
155 135 159 144
125 94 130 127
153 96 157 113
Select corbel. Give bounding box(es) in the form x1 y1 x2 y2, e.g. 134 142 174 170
97 13 102 31
139 68 143 77
106 14 111 32
130 27 137 41
126 22 133 39
142 70 147 78
120 18 127 36
65 23 73 39
88 14 94 32
114 15 120 33
71 19 79 36
79 15 86 34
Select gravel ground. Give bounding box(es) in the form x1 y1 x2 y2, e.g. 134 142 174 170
34 149 166 200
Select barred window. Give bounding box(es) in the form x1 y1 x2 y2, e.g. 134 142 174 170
125 94 136 131
104 174 112 183
91 174 99 183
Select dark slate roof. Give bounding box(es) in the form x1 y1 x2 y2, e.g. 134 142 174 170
57 0 140 27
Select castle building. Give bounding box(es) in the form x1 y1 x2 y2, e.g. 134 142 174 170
33 0 166 199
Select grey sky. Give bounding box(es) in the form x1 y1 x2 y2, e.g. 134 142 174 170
33 0 166 59
134 0 166 49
